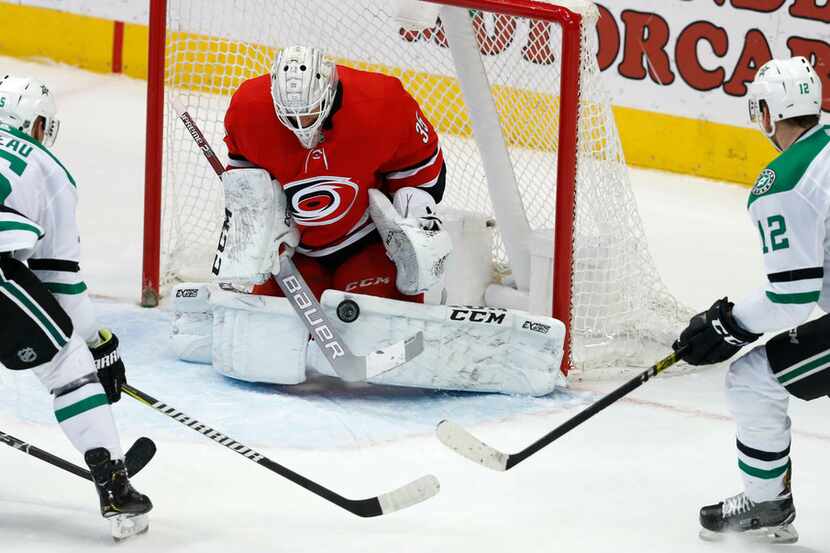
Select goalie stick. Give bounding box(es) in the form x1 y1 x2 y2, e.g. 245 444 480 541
172 98 424 383
122 383 439 517
436 349 684 471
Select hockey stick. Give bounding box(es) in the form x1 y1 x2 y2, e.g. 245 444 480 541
436 349 684 471
1 430 155 542
122 383 439 517
0 430 156 480
0 429 92 480
172 98 424 382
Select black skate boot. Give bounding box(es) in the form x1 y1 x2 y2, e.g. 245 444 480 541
699 487 797 544
85 447 153 518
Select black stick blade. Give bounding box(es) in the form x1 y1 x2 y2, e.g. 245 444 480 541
125 437 156 477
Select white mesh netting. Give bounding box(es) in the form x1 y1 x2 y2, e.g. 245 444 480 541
158 0 691 374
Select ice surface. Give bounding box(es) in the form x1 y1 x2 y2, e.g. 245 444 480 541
2 300 590 449
1 56 829 552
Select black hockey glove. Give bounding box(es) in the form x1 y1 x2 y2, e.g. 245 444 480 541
89 329 126 403
673 298 761 366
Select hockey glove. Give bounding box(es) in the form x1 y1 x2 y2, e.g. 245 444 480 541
392 187 443 231
673 297 761 366
89 329 126 403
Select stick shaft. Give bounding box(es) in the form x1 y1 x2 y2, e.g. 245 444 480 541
0 429 92 480
121 383 384 516
507 350 681 468
172 101 226 177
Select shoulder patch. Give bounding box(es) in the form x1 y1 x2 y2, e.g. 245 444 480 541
747 125 830 208
752 169 776 196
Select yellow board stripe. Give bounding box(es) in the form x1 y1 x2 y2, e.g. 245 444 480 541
614 106 778 184
0 3 115 74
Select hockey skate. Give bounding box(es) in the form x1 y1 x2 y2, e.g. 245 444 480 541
699 489 798 544
85 447 153 542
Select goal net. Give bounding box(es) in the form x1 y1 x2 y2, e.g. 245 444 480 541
144 0 691 374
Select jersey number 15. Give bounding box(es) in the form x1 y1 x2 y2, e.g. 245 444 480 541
0 149 28 202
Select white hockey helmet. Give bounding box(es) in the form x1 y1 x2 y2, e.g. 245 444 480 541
747 57 822 143
0 75 60 147
270 45 339 149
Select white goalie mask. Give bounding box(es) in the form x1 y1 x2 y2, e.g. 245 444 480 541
747 57 822 150
270 46 339 149
0 75 60 147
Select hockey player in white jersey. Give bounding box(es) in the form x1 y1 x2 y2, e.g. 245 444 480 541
0 76 152 534
673 57 827 543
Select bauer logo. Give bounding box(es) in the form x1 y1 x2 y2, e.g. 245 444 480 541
752 169 776 196
280 274 346 360
175 288 199 298
450 306 507 325
522 321 550 334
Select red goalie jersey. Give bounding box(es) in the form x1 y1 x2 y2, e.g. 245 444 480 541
224 65 446 259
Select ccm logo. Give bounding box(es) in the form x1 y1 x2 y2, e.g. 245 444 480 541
345 276 391 291
522 321 550 334
450 307 506 325
212 208 232 276
175 288 199 298
280 275 345 360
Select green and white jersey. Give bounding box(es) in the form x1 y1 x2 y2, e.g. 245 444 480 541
733 124 830 334
0 123 97 342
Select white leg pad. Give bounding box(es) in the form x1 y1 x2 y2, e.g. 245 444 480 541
170 283 214 364
209 289 309 385
309 291 566 396
171 283 309 385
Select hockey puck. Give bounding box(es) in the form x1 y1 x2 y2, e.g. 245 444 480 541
336 299 360 323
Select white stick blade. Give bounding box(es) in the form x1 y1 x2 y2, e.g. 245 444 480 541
436 420 508 471
330 356 367 383
365 331 424 379
171 96 187 117
377 474 440 515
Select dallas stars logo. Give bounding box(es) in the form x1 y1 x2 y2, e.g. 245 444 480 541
40 84 49 96
752 169 776 196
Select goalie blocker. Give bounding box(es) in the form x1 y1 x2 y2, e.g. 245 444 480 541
171 283 566 396
213 168 299 286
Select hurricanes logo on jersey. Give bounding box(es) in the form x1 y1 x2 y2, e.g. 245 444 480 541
752 169 776 196
284 176 360 227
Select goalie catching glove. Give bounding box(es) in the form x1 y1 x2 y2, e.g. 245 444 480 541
673 297 761 366
89 329 126 403
214 168 299 286
369 187 452 295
